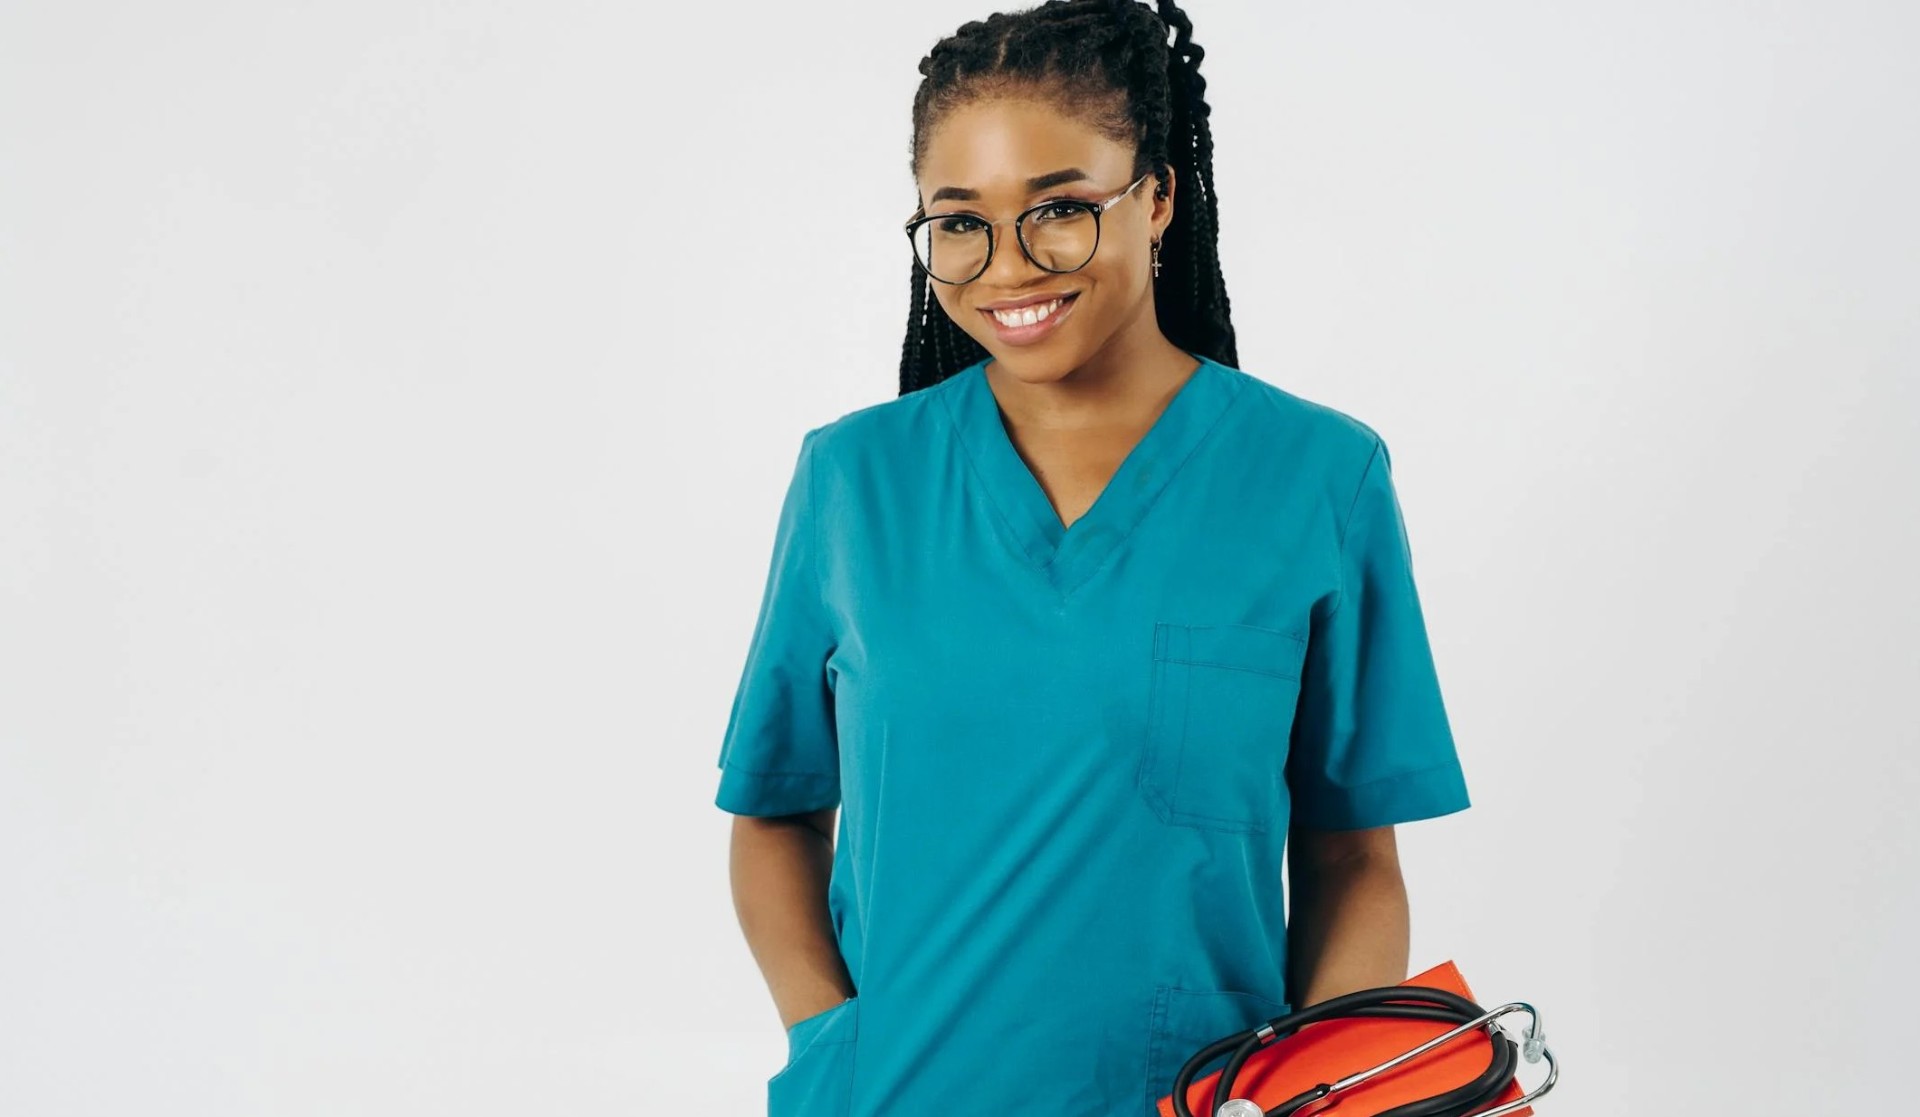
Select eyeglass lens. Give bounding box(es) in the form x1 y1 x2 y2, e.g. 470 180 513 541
911 203 1099 284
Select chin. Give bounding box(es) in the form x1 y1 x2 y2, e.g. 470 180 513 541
982 344 1087 384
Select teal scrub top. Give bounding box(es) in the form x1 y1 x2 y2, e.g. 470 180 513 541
714 352 1472 1116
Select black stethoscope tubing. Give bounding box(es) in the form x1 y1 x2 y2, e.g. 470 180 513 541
1170 985 1522 1117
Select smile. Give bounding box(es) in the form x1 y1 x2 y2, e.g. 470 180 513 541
980 292 1080 345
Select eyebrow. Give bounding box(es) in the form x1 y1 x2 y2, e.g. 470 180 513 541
928 167 1091 205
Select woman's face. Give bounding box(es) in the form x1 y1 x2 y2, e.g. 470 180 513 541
914 97 1174 381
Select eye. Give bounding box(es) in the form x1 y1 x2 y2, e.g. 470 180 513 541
1031 201 1089 223
932 214 987 235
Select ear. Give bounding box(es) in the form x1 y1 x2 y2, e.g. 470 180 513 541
1151 165 1177 240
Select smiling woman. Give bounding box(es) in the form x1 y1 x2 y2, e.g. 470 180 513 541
716 3 1475 1115
898 0 1234 396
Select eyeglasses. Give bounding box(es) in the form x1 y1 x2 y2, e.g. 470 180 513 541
904 171 1153 285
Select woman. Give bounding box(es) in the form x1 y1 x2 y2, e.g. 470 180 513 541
715 1 1472 1112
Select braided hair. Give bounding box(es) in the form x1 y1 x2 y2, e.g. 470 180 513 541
898 0 1233 396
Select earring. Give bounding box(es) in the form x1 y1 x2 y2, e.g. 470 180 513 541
1151 237 1162 278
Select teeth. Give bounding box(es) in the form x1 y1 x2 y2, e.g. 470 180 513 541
992 297 1065 327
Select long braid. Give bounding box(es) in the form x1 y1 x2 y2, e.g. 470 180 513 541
898 0 1235 396
1156 0 1235 370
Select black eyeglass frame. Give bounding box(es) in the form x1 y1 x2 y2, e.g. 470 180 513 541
903 170 1155 285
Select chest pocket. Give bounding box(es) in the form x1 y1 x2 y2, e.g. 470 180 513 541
1136 622 1307 834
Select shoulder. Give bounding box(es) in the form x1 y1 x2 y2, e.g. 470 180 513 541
800 367 969 465
1216 361 1389 481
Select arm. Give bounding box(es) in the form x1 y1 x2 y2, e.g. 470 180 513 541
1284 822 1410 1008
728 808 855 1030
1282 436 1471 1004
713 428 854 1029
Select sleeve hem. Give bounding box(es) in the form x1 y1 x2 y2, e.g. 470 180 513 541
714 763 840 817
1289 760 1470 832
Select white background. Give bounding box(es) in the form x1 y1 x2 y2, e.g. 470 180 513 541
3 1 1916 1113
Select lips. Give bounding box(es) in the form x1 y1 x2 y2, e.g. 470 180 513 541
980 291 1080 346
980 290 1079 311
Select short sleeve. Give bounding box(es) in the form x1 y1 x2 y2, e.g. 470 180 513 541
713 427 841 817
1286 437 1471 831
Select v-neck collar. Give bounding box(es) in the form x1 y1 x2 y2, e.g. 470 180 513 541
940 350 1244 600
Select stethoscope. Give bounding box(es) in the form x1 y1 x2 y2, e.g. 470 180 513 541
1170 984 1559 1117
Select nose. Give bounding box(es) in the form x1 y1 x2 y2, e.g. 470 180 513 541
977 218 1048 288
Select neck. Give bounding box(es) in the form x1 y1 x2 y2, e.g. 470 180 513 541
984 319 1196 433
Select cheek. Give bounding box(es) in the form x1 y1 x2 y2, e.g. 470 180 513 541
933 288 974 331
1080 255 1146 315
1100 238 1148 283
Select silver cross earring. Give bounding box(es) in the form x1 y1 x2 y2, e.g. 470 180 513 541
1151 237 1162 278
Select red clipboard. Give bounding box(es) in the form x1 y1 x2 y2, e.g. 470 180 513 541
1155 960 1533 1117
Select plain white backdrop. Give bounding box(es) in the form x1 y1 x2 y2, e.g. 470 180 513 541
3 1 1915 1113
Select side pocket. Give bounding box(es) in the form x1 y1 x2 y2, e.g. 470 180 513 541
1137 622 1308 833
1145 984 1292 1115
767 995 859 1117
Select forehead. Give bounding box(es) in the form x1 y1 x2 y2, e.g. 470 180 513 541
918 98 1128 202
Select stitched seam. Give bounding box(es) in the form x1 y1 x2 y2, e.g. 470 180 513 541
720 761 839 779
1136 625 1166 817
1171 632 1191 809
1144 985 1168 1112
1166 984 1290 1011
768 999 857 1087
1324 436 1385 625
1155 657 1301 681
937 367 1051 570
1168 804 1268 829
1306 758 1460 795
1059 365 1248 603
804 428 830 639
1192 622 1307 643
1147 985 1289 1107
